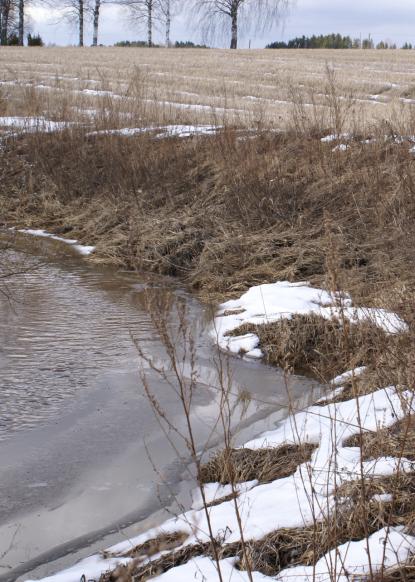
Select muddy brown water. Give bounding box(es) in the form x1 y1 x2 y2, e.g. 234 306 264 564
0 233 321 582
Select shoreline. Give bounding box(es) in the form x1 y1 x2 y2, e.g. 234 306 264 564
4 228 413 582
0 234 322 582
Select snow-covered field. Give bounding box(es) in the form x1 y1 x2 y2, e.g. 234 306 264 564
25 281 414 582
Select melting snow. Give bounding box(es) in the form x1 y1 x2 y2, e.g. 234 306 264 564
213 281 407 359
87 124 220 139
0 116 70 133
16 228 95 256
29 381 415 582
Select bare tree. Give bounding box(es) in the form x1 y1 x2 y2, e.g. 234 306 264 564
46 0 88 46
92 0 100 45
116 0 156 46
18 0 23 44
0 0 17 45
157 0 175 47
192 0 289 49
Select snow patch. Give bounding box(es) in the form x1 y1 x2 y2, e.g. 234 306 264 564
29 383 414 582
332 143 349 152
276 527 415 582
87 124 220 139
321 132 351 143
213 281 407 358
16 228 95 256
0 116 70 134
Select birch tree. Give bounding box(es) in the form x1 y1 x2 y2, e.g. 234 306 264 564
116 0 156 47
192 0 289 49
157 0 174 47
0 0 16 45
47 0 87 46
92 0 100 45
18 0 23 44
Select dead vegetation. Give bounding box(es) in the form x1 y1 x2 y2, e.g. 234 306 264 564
344 415 415 462
226 311 413 386
99 472 415 581
4 48 415 131
1 127 415 306
200 443 316 485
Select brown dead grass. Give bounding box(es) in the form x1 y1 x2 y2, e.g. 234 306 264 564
344 416 415 462
4 48 415 131
2 66 415 581
2 126 414 391
228 313 412 385
200 443 316 485
2 129 415 307
99 476 415 581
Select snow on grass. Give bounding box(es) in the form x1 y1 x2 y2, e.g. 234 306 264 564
276 527 415 582
191 480 258 510
148 386 413 548
212 281 407 359
87 124 221 139
151 556 272 581
321 133 351 143
149 527 415 581
331 366 367 386
79 88 122 99
332 143 349 152
21 287 411 582
0 116 70 134
30 379 415 582
15 228 95 256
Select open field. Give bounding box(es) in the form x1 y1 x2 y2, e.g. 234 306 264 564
3 47 415 130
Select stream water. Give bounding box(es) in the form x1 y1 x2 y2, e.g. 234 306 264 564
0 233 321 582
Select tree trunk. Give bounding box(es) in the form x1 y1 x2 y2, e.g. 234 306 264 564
79 0 84 47
147 0 152 47
92 0 101 46
0 0 9 46
0 0 4 46
165 0 170 47
230 6 238 49
18 0 24 46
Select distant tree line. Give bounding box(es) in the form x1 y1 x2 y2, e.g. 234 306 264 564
266 34 410 50
0 0 290 49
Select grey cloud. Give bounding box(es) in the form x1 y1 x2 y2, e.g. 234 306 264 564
29 1 415 48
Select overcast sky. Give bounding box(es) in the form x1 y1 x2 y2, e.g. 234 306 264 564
28 0 415 48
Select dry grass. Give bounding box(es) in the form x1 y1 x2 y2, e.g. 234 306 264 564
344 416 415 462
3 47 415 130
2 128 414 302
98 474 415 581
226 312 413 386
200 443 316 485
1 118 414 390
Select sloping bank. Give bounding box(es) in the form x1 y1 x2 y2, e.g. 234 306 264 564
0 128 414 580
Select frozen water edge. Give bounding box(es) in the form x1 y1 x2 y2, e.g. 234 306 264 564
26 379 415 582
23 284 412 582
14 228 95 256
